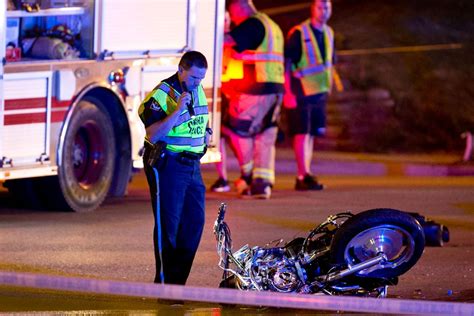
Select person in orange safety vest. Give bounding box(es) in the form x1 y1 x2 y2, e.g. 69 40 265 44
209 0 284 199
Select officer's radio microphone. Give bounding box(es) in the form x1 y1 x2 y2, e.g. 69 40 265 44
181 82 196 118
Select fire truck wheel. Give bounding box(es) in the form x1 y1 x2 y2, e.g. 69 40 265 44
53 99 116 212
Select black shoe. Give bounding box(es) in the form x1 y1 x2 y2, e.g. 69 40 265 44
295 174 324 191
210 177 230 192
242 178 271 199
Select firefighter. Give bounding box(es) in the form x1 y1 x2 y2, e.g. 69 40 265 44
214 0 284 199
284 0 335 190
138 51 211 285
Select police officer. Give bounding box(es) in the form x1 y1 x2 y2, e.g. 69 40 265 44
138 51 211 285
284 0 335 191
216 0 284 199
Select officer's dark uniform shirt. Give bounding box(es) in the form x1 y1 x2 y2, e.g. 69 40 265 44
228 17 285 95
285 25 336 103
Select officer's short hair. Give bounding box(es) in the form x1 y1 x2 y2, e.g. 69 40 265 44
179 51 208 70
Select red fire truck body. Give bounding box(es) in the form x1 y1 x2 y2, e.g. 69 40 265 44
0 0 224 211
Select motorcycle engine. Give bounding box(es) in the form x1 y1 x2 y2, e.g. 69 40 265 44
250 248 302 293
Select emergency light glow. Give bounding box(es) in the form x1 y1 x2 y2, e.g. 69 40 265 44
108 69 125 85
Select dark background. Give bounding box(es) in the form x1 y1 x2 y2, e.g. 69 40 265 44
257 0 474 153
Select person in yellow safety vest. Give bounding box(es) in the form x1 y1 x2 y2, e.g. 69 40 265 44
209 0 284 199
284 0 335 191
138 51 212 285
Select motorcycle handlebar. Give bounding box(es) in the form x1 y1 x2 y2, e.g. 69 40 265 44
213 203 227 237
217 203 227 224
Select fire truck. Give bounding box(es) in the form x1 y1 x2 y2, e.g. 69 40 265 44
0 0 224 212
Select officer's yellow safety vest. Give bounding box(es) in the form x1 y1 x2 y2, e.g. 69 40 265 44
226 13 284 84
290 20 334 96
142 82 209 154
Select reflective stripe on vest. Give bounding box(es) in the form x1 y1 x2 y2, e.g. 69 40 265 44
291 20 334 95
236 53 283 63
292 63 330 78
153 82 209 154
162 136 206 146
230 13 284 84
173 105 209 127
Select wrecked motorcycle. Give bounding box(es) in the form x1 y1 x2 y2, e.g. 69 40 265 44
214 203 427 297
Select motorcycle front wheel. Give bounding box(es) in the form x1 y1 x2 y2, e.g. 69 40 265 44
330 208 425 278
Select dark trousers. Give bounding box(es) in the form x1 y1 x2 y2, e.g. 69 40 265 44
143 151 205 285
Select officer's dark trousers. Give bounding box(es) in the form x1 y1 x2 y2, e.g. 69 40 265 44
143 152 205 285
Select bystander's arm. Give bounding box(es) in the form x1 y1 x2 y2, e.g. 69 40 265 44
283 30 302 109
283 59 297 108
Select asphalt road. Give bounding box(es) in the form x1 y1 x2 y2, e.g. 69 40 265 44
1 165 474 313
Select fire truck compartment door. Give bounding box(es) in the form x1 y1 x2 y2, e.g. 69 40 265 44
97 0 193 59
1 72 52 167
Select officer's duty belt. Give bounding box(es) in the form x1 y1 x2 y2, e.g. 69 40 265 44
166 150 201 160
144 141 202 165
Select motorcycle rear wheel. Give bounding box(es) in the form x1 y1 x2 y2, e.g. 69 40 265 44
330 208 425 278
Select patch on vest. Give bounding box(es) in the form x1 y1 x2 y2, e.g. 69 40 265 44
148 98 163 112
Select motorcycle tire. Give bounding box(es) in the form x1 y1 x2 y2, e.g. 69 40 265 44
330 208 425 279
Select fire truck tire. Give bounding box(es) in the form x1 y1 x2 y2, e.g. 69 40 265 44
52 99 116 212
